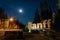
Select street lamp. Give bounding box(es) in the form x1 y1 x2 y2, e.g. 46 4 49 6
9 17 14 22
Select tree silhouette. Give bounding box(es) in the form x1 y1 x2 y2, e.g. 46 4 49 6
33 8 40 23
0 7 7 19
15 20 25 29
54 9 60 32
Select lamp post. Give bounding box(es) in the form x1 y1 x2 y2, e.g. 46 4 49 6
7 17 14 29
9 17 14 22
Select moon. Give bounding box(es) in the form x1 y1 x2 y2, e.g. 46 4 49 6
19 9 23 13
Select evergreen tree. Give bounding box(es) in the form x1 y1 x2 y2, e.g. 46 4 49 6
0 7 7 19
33 8 40 23
54 10 60 32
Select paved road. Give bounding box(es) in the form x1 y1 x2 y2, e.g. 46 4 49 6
23 32 49 40
0 31 60 40
23 31 60 40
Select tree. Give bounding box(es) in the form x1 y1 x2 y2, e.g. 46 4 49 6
33 8 40 23
54 10 60 32
0 7 7 19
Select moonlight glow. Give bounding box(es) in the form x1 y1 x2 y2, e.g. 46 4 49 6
19 9 23 13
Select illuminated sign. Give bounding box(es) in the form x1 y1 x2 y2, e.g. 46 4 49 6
28 19 51 32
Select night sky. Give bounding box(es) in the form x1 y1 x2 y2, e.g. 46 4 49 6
0 0 56 25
